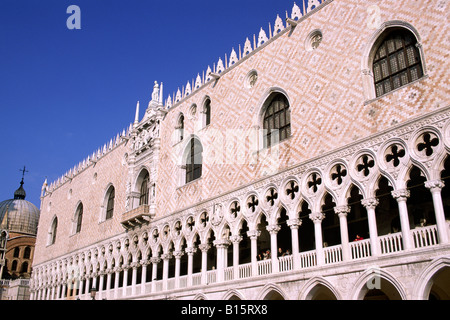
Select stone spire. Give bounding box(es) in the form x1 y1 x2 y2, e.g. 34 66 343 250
134 101 140 128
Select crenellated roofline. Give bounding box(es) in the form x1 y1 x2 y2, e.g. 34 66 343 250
163 0 332 111
42 0 331 197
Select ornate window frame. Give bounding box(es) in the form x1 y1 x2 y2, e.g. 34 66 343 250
361 20 427 103
255 87 292 150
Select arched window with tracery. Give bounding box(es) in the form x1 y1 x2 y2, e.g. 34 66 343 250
372 28 423 97
185 138 203 184
106 187 115 220
140 172 149 206
263 93 291 148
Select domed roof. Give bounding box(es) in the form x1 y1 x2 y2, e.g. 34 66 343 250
0 180 40 236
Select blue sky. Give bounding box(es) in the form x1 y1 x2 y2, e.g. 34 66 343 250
0 0 308 207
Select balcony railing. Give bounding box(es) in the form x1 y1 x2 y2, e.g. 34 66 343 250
52 224 445 300
121 205 151 230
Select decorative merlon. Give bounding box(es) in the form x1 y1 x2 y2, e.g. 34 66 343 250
162 0 329 110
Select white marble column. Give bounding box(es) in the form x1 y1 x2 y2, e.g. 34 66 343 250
150 257 160 293
230 235 242 279
174 251 184 288
114 267 120 299
310 212 325 265
426 180 449 244
392 189 413 250
362 198 380 256
122 266 128 297
185 247 196 286
161 254 171 291
287 219 301 270
334 205 351 261
267 224 281 273
247 230 260 276
140 260 149 294
131 262 138 296
199 244 210 285
214 239 230 282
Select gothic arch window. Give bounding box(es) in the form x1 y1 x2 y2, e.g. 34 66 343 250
372 27 424 98
75 203 83 233
13 247 20 258
203 98 211 127
185 138 203 184
176 113 185 143
262 93 291 148
48 217 58 246
106 187 115 220
140 172 150 206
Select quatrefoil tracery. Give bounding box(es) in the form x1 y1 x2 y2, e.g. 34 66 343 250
266 188 278 206
307 173 322 193
385 144 406 168
247 195 259 213
417 132 439 157
230 201 241 219
330 164 348 186
356 155 375 177
286 180 299 200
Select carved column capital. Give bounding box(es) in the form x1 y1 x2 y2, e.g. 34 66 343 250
425 180 445 192
334 205 350 217
173 251 184 259
198 244 211 252
230 235 243 244
361 198 379 210
150 257 161 264
392 189 410 201
287 218 302 229
267 224 281 234
247 230 261 239
309 212 325 223
161 253 173 261
140 259 151 266
185 247 197 255
213 239 231 248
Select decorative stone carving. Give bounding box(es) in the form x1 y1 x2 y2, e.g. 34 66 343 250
211 203 224 227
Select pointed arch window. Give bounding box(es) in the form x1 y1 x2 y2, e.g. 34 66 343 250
372 28 423 97
263 93 291 148
140 172 149 206
75 203 83 233
48 217 58 245
177 114 185 142
204 99 211 127
185 138 203 184
106 187 115 220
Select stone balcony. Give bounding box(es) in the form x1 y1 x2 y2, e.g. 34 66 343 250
121 205 152 230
